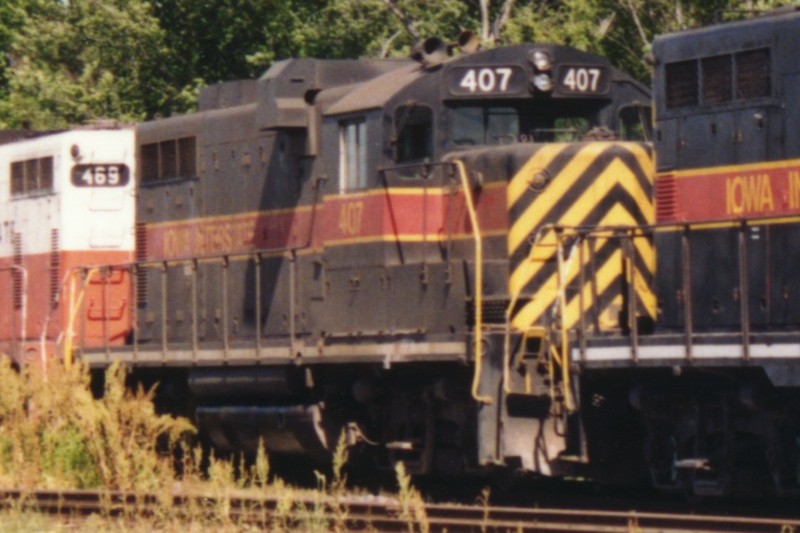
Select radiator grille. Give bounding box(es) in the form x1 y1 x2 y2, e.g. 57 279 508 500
135 223 148 307
50 229 60 308
666 60 698 108
12 233 22 310
466 299 510 325
655 174 678 222
736 48 770 99
701 55 732 104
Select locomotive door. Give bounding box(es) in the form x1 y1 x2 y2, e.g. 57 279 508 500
249 130 314 342
316 110 460 340
319 194 391 336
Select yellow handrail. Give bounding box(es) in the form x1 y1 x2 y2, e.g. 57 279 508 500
453 160 492 405
503 225 578 411
63 268 98 370
554 235 575 412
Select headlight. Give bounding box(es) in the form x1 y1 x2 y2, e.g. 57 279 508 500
532 73 553 92
531 50 552 71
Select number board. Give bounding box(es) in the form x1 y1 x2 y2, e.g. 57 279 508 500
448 65 526 96
555 65 610 95
71 164 130 187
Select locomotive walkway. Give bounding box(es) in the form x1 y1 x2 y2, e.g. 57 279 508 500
1 488 798 532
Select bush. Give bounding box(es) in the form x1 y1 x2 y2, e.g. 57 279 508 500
0 357 194 491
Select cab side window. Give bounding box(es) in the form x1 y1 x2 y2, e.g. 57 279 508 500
340 119 367 191
395 105 433 163
619 104 652 141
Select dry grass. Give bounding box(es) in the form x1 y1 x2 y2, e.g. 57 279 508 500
0 356 429 531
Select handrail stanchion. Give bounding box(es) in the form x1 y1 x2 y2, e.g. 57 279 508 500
682 227 693 362
453 160 492 405
738 222 750 361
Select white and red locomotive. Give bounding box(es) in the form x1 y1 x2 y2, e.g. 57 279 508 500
0 126 135 363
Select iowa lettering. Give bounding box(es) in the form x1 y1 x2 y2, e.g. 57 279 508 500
725 173 774 215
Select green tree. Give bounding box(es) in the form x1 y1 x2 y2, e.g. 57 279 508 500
151 0 334 106
0 0 792 127
577 0 789 83
0 0 26 99
0 0 172 128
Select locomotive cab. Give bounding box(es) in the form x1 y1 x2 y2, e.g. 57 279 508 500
317 43 652 190
260 43 659 477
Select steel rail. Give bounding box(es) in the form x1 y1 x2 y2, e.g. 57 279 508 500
1 489 798 532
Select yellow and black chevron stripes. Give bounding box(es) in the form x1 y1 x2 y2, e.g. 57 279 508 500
507 142 656 332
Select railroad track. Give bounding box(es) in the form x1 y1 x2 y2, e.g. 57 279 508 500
1 489 798 532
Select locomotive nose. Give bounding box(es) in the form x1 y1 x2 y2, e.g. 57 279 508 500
503 141 657 333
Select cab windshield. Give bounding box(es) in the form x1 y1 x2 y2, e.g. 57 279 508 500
449 101 602 148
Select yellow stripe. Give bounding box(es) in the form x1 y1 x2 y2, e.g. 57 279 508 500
325 187 447 200
508 144 603 253
655 214 800 232
146 205 315 228
508 229 557 295
508 148 653 255
563 249 626 329
553 157 651 227
508 158 653 293
510 202 655 328
632 265 657 318
512 247 624 330
322 182 507 202
665 156 800 180
507 146 562 208
322 229 508 248
625 142 654 169
632 231 655 264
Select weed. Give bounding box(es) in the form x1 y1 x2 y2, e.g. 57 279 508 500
0 358 194 492
251 438 270 487
0 355 439 531
395 461 429 533
478 486 491 533
329 431 351 532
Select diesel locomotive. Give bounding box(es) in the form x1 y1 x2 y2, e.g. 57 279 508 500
1 37 655 482
577 8 800 498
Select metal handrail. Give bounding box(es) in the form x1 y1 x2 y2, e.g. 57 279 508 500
452 160 492 405
63 268 98 370
503 223 654 409
554 232 577 412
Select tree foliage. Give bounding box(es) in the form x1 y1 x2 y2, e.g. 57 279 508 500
0 0 792 128
0 0 173 128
